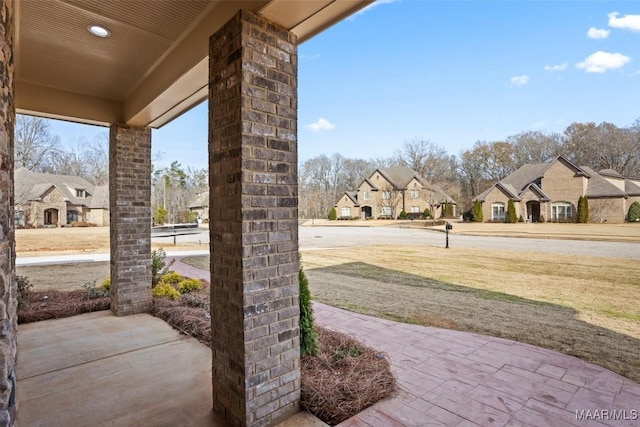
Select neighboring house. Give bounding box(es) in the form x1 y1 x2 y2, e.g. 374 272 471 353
474 155 640 223
335 166 457 220
188 190 209 222
14 168 109 227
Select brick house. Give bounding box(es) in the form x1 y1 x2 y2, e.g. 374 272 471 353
14 167 109 227
474 156 640 223
335 166 456 219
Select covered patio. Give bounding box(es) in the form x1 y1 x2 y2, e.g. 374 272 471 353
1 0 373 425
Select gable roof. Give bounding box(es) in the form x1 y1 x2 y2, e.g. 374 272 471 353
375 166 423 189
625 179 640 196
358 177 378 191
14 167 105 208
335 191 359 207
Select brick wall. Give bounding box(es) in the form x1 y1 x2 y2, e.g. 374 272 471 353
209 10 300 426
109 124 152 316
0 0 17 423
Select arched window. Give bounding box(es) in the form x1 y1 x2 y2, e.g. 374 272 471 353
491 202 505 221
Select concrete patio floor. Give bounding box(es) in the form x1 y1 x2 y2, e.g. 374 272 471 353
16 311 326 427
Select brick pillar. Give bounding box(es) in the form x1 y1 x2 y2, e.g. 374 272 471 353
209 11 300 427
109 124 152 316
0 1 17 424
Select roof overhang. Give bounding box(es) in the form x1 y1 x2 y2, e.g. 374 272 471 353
15 0 373 128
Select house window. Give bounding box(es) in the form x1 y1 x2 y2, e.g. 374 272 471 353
491 202 505 221
551 202 572 221
382 191 391 200
381 207 392 217
341 207 351 217
363 191 369 200
76 189 85 198
411 190 419 199
67 210 79 224
410 206 420 213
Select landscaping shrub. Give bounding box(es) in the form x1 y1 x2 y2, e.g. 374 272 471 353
152 282 181 300
328 207 337 221
628 201 640 222
152 248 174 287
16 275 33 309
160 271 184 285
398 210 407 219
539 214 545 223
506 199 517 223
70 221 96 227
100 277 110 291
472 200 483 222
178 278 203 294
299 268 318 357
83 280 109 299
423 207 431 219
577 195 590 223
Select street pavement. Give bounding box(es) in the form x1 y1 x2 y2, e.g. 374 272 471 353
16 226 640 266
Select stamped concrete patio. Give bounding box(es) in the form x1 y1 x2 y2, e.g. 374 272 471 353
16 259 640 426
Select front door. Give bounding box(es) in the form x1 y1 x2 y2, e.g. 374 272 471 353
527 201 540 222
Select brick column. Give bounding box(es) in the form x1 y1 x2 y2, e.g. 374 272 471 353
109 124 152 316
209 11 300 426
0 2 17 424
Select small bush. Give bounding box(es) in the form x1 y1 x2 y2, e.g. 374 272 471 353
152 283 181 300
179 278 203 294
152 248 174 287
577 196 589 223
398 210 407 219
70 221 96 227
539 215 545 223
160 271 184 285
100 278 111 291
423 207 431 219
299 268 318 357
16 275 33 309
472 200 483 222
628 201 640 222
83 280 109 299
506 199 517 223
328 207 337 221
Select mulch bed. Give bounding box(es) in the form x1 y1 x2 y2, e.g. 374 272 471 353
18 290 109 324
18 285 396 425
301 326 396 425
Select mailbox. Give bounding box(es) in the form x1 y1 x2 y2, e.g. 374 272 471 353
445 222 453 230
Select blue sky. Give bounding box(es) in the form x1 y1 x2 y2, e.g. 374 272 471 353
47 0 640 170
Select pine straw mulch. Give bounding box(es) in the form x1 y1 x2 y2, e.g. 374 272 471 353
18 289 110 324
18 286 396 425
301 326 396 425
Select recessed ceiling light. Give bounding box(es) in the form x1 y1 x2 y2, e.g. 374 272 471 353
88 25 110 38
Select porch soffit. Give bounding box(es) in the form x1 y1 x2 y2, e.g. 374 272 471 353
15 0 373 128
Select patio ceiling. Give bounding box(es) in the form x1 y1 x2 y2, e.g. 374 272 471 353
15 0 372 128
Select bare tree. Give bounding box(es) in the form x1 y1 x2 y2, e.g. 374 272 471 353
15 115 61 171
590 199 616 223
393 139 456 182
508 130 562 168
376 183 402 218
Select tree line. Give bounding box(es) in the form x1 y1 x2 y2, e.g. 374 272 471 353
300 120 640 218
15 115 640 221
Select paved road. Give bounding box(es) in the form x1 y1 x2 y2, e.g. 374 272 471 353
299 226 640 260
16 226 639 266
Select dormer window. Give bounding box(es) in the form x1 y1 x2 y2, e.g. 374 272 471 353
76 189 85 198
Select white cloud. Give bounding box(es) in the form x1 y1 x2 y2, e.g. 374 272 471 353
608 11 640 32
509 75 530 86
307 118 335 132
351 0 400 19
544 63 568 72
575 51 631 73
587 27 610 39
